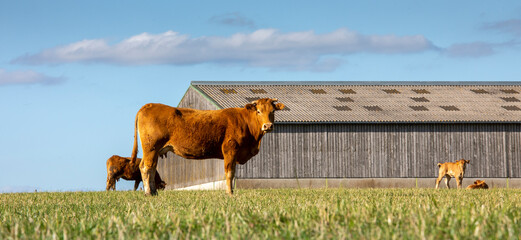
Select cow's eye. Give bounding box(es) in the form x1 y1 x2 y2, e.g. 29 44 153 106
257 110 261 114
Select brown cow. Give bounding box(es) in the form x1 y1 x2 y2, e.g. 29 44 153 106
435 159 470 189
466 180 489 189
106 155 166 191
131 98 284 196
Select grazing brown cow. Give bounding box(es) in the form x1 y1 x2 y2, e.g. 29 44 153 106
106 155 166 191
131 98 284 196
466 180 489 189
435 159 470 189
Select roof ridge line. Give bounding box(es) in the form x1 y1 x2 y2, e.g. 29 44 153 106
191 81 521 86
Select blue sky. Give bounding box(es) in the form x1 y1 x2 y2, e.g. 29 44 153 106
1 1 521 192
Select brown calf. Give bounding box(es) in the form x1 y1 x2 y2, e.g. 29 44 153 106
466 180 489 189
106 155 166 191
435 159 470 189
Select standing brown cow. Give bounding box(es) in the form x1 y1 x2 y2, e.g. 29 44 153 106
106 155 166 191
435 159 470 189
131 98 284 196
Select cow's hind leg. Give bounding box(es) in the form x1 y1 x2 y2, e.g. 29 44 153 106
435 175 443 189
140 151 159 196
106 175 116 191
445 176 451 189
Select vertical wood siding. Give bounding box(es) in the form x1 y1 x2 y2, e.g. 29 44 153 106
236 123 521 179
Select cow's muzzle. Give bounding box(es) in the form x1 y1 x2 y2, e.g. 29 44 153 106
262 123 273 132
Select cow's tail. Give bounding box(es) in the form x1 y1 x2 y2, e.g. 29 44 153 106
131 111 139 167
437 163 442 168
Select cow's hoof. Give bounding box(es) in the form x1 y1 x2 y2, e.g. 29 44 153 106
144 191 158 196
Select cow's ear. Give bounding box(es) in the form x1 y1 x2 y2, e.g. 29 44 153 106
245 103 257 111
466 160 470 164
274 103 285 111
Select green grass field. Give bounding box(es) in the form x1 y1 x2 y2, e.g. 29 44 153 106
1 188 520 239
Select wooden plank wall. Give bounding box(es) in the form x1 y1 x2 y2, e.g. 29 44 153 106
236 123 521 179
157 152 225 189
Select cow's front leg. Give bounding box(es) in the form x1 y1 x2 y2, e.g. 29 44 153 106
456 176 463 189
140 151 158 196
224 160 237 196
223 140 238 196
133 180 141 191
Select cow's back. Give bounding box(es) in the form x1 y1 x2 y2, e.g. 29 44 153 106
439 161 466 178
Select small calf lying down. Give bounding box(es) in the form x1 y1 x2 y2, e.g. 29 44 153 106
106 155 166 191
435 159 470 189
467 180 489 189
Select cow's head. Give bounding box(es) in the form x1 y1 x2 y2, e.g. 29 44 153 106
245 98 285 132
457 159 470 164
457 159 470 171
156 180 167 190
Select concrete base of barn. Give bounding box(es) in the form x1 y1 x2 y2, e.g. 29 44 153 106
236 178 521 189
175 180 226 190
172 178 521 190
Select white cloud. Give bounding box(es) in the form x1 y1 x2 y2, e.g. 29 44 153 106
13 28 437 71
444 42 495 58
443 39 521 59
482 19 521 36
442 18 521 59
0 69 64 86
209 12 257 29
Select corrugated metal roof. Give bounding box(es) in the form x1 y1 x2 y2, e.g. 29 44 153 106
190 81 521 123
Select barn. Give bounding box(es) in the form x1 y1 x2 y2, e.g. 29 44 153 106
157 81 521 189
